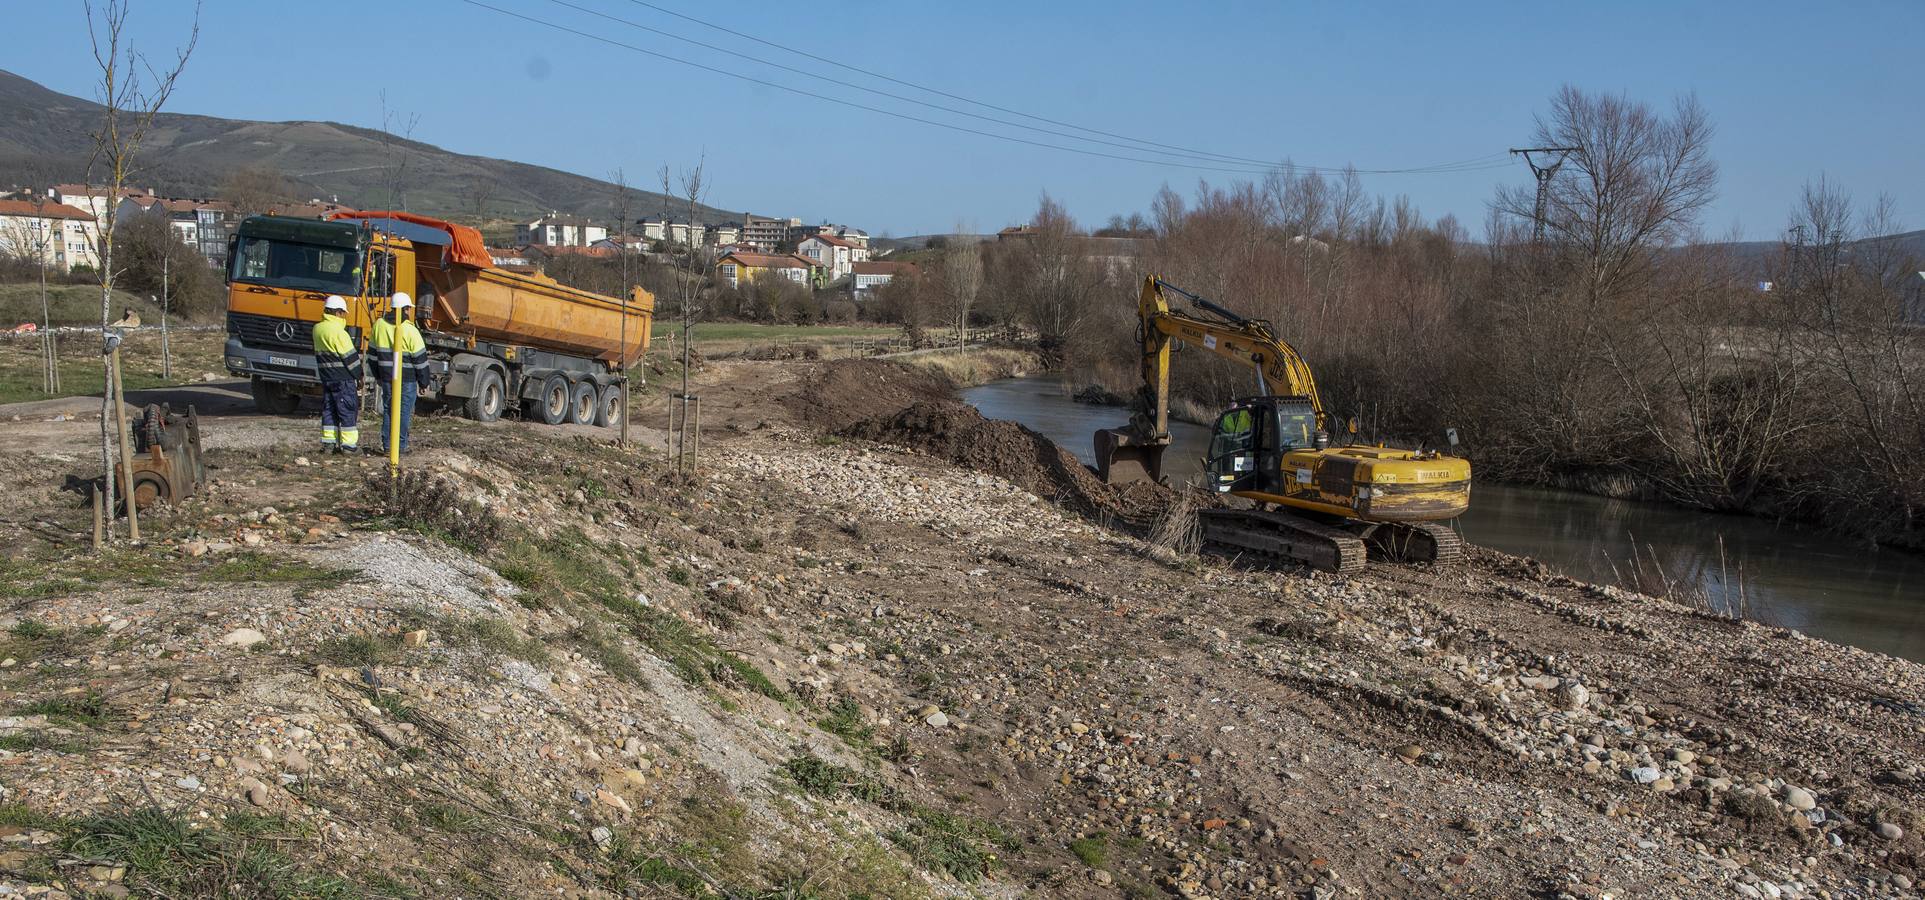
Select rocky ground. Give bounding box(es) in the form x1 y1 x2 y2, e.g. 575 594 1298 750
0 352 1921 899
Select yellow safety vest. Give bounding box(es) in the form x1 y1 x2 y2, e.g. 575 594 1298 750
371 316 430 387
311 314 361 383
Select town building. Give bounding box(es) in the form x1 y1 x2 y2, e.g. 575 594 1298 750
516 214 607 248
117 196 239 268
796 232 864 282
740 214 802 253
50 184 149 231
716 250 814 288
639 218 707 247
0 199 101 271
850 260 915 299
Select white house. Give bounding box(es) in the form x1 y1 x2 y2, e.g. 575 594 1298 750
516 214 607 247
850 260 914 299
50 183 148 231
797 232 862 281
0 199 101 271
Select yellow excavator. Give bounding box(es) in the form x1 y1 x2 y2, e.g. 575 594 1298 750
1095 275 1470 573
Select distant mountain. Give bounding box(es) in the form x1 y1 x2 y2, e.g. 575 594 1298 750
1703 230 1925 280
0 69 736 227
871 233 994 253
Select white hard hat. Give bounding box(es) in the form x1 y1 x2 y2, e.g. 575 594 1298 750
323 295 348 312
390 292 413 309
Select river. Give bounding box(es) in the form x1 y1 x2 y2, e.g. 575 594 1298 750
962 376 1925 663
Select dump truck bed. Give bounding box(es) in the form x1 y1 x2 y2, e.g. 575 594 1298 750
440 266 650 365
336 211 652 366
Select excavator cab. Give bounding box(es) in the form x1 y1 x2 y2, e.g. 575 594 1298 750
1205 405 1258 493
1205 397 1322 494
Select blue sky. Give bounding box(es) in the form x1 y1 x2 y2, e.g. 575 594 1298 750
8 0 1920 237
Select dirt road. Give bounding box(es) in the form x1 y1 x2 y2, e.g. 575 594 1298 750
0 353 1920 899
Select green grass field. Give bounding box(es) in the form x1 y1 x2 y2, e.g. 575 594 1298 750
0 283 177 329
0 330 226 406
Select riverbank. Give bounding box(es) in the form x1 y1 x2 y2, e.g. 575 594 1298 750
963 374 1925 664
1052 368 1925 558
1 352 1921 898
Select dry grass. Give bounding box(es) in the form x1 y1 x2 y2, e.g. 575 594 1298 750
899 347 1039 387
1143 490 1202 562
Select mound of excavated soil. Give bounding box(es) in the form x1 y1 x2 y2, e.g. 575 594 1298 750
842 400 1173 523
780 358 956 433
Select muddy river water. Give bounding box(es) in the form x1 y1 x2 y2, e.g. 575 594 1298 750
963 376 1925 663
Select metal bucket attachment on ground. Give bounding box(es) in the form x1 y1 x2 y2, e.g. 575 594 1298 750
118 403 206 511
1094 427 1168 485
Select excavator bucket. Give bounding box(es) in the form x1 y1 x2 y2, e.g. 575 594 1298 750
118 403 206 512
1094 428 1168 485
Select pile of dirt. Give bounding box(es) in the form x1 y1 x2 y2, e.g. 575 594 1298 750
780 358 956 432
843 399 1174 523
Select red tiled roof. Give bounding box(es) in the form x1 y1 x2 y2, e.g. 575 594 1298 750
802 232 858 249
528 245 617 259
719 251 812 270
0 200 95 221
852 261 914 276
53 184 148 199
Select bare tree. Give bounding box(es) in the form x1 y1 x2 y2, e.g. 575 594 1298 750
987 192 1106 363
0 165 62 393
467 177 499 222
84 0 199 546
935 228 982 350
377 91 421 211
611 168 635 446
659 159 708 468
219 165 296 218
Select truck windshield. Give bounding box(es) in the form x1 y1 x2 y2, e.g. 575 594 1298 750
229 236 362 294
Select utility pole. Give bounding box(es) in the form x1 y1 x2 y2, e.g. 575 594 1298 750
1509 147 1579 243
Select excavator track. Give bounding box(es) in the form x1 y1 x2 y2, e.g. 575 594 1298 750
1198 508 1368 575
1364 520 1465 566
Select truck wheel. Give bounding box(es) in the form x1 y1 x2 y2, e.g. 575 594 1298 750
593 383 624 428
465 369 505 423
536 373 571 425
249 377 301 415
567 380 597 424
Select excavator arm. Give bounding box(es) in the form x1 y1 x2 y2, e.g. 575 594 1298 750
1133 275 1326 439
1097 275 1327 482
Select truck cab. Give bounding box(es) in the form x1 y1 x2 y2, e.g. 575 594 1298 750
223 216 417 412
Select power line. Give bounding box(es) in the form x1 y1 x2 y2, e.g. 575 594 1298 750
545 0 1290 171
570 0 1503 175
463 0 1515 178
612 0 1508 176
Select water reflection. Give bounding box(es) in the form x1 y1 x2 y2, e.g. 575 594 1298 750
962 376 1925 663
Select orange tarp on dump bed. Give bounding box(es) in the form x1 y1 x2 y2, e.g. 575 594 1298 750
327 210 493 269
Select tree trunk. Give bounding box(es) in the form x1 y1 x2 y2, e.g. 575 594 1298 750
99 225 116 547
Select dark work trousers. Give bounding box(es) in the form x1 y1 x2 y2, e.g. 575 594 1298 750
320 380 361 450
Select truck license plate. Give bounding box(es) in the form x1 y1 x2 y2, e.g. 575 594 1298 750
268 355 298 368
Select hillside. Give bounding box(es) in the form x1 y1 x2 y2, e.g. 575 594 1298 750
0 69 736 226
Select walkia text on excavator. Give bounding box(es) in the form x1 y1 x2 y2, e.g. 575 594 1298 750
1094 275 1471 574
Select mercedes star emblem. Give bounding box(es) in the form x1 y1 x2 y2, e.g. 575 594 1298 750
273 321 298 342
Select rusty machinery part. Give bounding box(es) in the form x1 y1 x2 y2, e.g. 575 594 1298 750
1198 508 1367 575
117 403 206 512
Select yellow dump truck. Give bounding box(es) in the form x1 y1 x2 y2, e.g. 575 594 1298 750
223 212 652 427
